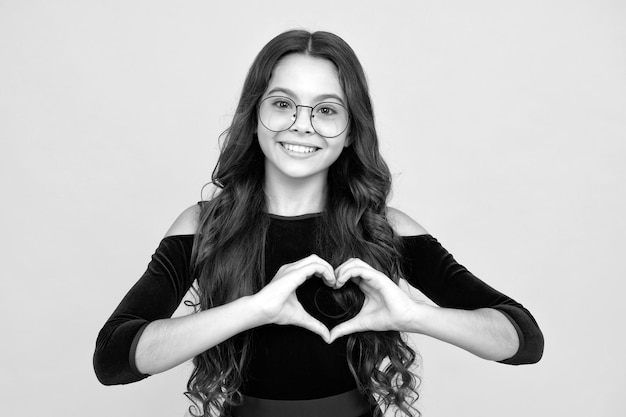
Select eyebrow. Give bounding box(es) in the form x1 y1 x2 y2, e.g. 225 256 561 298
265 87 346 105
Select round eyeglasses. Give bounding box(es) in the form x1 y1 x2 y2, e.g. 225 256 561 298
258 96 350 138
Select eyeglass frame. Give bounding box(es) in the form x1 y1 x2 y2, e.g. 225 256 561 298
257 95 351 139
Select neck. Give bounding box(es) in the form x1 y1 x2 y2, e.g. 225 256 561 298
264 172 328 217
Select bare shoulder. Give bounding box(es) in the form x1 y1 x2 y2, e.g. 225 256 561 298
164 204 201 237
386 207 429 237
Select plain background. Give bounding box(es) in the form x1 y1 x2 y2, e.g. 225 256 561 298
1 1 624 416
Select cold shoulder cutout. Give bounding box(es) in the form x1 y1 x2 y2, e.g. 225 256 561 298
386 207 428 237
164 204 201 237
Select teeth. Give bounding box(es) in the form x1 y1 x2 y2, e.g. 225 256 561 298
282 143 317 153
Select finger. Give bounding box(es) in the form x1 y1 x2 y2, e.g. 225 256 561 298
333 257 359 278
308 254 337 286
292 255 337 286
282 254 332 272
302 263 337 287
335 265 382 289
294 262 336 287
300 254 334 271
334 258 379 287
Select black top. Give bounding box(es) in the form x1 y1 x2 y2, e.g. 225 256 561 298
93 213 543 399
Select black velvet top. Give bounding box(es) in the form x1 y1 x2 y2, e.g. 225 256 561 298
93 213 543 399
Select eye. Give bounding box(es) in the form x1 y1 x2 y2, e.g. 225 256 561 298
267 96 294 110
314 102 343 117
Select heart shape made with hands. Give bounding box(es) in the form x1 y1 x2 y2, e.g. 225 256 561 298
267 255 407 342
295 278 365 331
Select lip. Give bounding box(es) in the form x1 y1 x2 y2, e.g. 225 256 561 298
279 141 321 149
278 141 321 158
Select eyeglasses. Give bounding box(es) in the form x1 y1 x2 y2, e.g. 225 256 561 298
258 96 350 138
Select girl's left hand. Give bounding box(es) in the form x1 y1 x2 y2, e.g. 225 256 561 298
328 258 419 343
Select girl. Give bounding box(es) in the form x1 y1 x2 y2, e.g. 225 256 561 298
94 30 543 417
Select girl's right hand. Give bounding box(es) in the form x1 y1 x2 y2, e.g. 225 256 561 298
252 254 336 343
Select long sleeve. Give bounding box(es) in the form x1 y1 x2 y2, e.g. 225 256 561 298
400 234 544 365
93 235 196 385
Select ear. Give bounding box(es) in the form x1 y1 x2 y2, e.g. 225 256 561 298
343 135 352 148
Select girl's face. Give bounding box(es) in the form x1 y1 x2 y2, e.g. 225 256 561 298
257 54 350 183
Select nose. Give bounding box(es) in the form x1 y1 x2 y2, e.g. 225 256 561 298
290 105 314 135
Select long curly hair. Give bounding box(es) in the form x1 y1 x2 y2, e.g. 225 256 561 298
187 30 420 416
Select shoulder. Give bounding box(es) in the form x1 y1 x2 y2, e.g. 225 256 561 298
386 207 429 237
164 204 201 237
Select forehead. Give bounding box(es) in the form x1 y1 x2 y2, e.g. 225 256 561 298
265 54 345 102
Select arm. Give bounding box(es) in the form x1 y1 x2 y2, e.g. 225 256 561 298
93 231 199 385
391 207 543 363
133 295 266 375
134 255 336 376
328 208 543 364
94 205 333 384
94 204 250 383
399 302 520 361
129 204 263 375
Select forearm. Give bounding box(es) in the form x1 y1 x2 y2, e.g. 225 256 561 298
407 304 520 361
135 295 266 375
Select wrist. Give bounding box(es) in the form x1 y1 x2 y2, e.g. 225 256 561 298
400 301 436 334
245 293 275 327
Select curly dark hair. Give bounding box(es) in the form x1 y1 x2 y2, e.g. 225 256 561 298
188 29 420 416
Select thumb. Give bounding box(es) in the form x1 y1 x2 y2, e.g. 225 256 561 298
298 313 331 343
328 319 363 344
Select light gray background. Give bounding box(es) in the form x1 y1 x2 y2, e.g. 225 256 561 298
1 1 624 416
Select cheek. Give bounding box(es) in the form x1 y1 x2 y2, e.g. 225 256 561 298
256 127 275 151
256 117 270 140
326 140 348 165
333 134 350 152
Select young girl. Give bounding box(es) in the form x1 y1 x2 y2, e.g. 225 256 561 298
94 30 543 417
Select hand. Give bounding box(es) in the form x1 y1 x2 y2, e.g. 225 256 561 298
253 254 336 343
328 258 417 343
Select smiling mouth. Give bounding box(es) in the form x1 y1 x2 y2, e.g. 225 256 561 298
280 142 320 154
